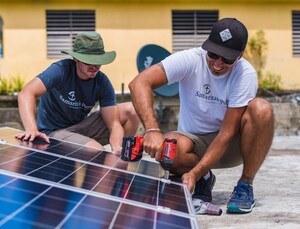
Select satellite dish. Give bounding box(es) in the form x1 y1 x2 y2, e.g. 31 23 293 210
136 44 179 98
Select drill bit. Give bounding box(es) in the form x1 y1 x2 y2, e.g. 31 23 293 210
164 169 170 180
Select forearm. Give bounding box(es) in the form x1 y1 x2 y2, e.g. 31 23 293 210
18 91 38 131
129 79 159 130
190 108 244 180
108 123 124 152
190 133 234 181
129 63 168 130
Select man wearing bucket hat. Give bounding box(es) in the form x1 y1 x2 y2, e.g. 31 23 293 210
16 32 140 153
129 18 274 214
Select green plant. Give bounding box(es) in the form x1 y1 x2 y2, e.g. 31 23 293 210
244 30 282 91
10 75 24 93
258 71 281 91
0 77 11 95
0 75 25 95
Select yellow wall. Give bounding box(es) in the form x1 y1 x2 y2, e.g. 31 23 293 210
0 1 299 91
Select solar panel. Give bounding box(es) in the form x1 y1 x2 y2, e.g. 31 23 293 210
0 127 200 229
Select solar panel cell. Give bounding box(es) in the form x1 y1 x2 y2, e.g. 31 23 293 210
0 173 13 185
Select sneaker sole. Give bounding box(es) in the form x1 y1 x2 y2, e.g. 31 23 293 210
226 202 256 214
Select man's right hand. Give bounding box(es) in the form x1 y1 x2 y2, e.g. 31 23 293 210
15 130 50 143
143 131 165 161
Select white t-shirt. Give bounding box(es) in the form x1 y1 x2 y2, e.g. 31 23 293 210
162 47 258 134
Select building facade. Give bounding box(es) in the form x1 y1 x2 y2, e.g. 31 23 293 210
0 0 299 92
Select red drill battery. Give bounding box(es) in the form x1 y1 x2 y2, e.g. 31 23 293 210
121 135 143 161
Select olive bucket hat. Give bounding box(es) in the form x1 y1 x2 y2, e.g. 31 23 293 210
61 32 116 65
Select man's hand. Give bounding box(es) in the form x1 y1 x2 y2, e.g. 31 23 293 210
18 137 50 151
15 130 50 143
182 171 197 193
143 131 165 161
111 145 122 154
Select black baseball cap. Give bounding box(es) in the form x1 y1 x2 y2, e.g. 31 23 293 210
202 18 248 59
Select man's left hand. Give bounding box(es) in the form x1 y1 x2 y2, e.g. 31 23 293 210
182 172 197 193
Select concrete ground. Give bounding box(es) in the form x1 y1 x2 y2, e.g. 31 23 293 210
199 136 300 229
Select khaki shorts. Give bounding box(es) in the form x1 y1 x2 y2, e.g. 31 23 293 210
174 131 243 169
48 111 110 146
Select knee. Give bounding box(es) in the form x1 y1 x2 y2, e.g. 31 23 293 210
127 102 139 120
119 102 139 123
246 98 274 122
164 132 195 153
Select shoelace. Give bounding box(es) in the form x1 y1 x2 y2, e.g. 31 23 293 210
232 183 250 199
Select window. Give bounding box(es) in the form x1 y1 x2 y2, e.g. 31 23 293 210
46 10 95 58
0 16 3 59
172 10 218 53
292 11 300 56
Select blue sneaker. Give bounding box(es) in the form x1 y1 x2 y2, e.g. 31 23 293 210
227 181 256 214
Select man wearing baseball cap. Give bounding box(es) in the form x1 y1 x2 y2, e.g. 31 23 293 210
16 32 140 153
129 18 274 214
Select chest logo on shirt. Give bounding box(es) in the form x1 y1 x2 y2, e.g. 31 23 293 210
194 84 228 106
204 84 211 94
68 91 76 101
59 91 94 110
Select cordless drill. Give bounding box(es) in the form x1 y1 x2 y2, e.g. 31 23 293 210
121 136 177 179
160 138 177 179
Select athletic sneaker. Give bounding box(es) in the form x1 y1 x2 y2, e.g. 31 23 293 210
192 170 216 202
227 180 256 214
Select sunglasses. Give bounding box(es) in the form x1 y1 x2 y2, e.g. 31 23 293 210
207 51 236 65
80 61 101 67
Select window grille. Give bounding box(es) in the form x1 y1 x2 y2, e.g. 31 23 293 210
172 10 218 53
0 16 3 59
46 10 95 58
292 11 300 56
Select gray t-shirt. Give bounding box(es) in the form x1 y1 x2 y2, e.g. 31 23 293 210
162 47 258 134
37 59 116 134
